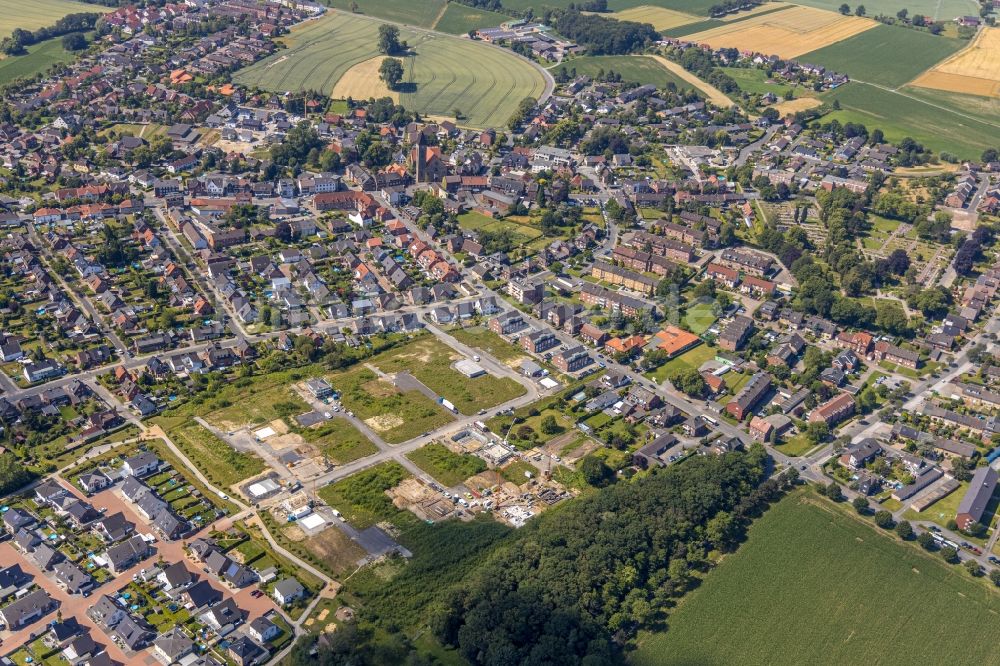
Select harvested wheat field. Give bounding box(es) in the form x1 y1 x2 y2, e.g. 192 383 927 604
771 97 822 115
331 56 398 101
684 6 876 59
610 5 701 30
911 27 1000 97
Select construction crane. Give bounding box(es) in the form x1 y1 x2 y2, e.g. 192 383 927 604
502 415 519 446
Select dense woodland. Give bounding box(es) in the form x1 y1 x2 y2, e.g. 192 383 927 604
553 10 660 55
290 447 797 665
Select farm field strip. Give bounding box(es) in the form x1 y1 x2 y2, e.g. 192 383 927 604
432 3 513 34
911 27 1000 97
331 56 398 101
608 5 702 30
321 0 445 28
798 24 965 89
785 0 977 22
0 0 110 39
684 5 877 59
821 80 1000 159
719 2 792 20
554 55 697 90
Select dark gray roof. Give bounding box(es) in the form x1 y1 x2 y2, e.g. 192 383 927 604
957 466 998 523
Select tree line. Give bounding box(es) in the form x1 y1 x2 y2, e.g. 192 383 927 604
708 0 763 17
553 9 660 55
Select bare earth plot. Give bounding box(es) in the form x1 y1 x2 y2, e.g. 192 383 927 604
233 11 546 128
683 6 876 59
911 27 1000 98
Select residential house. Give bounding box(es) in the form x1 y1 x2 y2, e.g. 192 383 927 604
724 372 771 421
956 466 998 530
809 392 855 427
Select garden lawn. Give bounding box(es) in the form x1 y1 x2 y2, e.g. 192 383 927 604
719 66 792 95
490 405 576 450
902 480 968 526
903 481 1000 540
879 359 936 378
647 344 716 382
773 432 819 457
683 301 717 335
632 491 1000 665
500 460 538 484
722 370 751 395
406 444 487 486
456 211 545 250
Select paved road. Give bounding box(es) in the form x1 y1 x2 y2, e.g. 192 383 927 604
735 125 779 167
